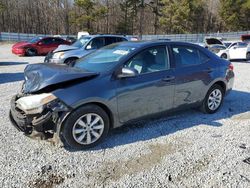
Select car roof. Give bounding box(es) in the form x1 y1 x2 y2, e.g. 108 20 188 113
111 40 199 48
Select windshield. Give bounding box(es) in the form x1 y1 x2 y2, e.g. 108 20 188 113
72 36 91 48
224 42 232 48
74 43 137 72
29 37 42 43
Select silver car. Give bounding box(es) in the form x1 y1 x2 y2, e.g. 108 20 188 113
45 35 128 65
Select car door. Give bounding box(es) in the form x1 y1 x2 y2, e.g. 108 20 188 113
38 38 54 54
116 46 175 123
228 42 247 59
170 44 213 108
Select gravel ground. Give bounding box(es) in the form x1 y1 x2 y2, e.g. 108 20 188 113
0 43 249 188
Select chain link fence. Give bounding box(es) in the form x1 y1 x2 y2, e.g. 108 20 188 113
0 31 249 42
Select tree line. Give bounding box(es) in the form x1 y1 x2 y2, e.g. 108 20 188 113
0 0 249 36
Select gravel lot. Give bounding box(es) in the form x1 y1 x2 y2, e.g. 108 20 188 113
0 43 249 188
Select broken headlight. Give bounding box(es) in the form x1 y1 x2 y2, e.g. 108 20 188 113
16 93 57 114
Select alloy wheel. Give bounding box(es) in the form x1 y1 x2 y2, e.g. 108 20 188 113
207 89 222 111
72 113 104 145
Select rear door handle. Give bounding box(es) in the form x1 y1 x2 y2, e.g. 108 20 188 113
162 76 175 82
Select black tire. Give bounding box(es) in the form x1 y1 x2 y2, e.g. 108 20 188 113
26 48 37 56
64 57 78 66
246 52 250 61
60 105 110 149
221 53 227 60
200 84 224 114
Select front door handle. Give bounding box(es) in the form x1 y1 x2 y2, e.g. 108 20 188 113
162 76 175 82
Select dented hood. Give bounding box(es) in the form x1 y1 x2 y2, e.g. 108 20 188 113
53 44 79 53
23 63 98 93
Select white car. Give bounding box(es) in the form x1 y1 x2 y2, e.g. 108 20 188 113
204 37 230 60
247 43 250 61
225 41 249 60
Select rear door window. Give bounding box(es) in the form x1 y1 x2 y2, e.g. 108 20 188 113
54 38 65 44
171 45 205 67
105 37 117 45
42 38 54 45
116 37 127 42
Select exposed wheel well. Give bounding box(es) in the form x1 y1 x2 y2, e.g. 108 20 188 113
212 81 226 94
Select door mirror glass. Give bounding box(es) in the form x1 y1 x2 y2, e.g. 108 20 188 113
117 67 138 78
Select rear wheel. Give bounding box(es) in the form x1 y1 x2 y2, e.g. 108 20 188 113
26 48 37 56
200 84 224 114
61 105 110 149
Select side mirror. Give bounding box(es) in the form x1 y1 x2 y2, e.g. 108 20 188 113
233 46 237 49
37 42 43 45
117 67 138 78
86 45 92 50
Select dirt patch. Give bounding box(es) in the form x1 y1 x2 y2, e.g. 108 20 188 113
29 174 65 188
28 165 71 188
176 155 212 182
86 140 189 186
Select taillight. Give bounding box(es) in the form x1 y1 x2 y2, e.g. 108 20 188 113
228 63 234 71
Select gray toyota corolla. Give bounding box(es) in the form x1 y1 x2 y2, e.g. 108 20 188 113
9 41 234 149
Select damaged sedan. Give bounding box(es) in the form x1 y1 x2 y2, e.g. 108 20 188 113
9 41 234 149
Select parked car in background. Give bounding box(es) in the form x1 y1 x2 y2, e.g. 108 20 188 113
12 37 71 56
221 41 250 60
204 37 229 60
44 35 128 65
247 43 250 61
10 41 234 149
208 44 229 60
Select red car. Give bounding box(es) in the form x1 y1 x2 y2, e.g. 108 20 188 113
12 37 71 56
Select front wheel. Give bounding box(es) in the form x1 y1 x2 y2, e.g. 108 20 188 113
61 105 110 149
200 84 224 114
246 52 250 61
221 53 228 60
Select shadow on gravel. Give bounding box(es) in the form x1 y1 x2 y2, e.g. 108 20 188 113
64 89 250 152
0 61 28 66
0 72 24 84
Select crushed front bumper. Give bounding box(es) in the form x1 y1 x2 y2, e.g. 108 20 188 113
9 94 66 135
